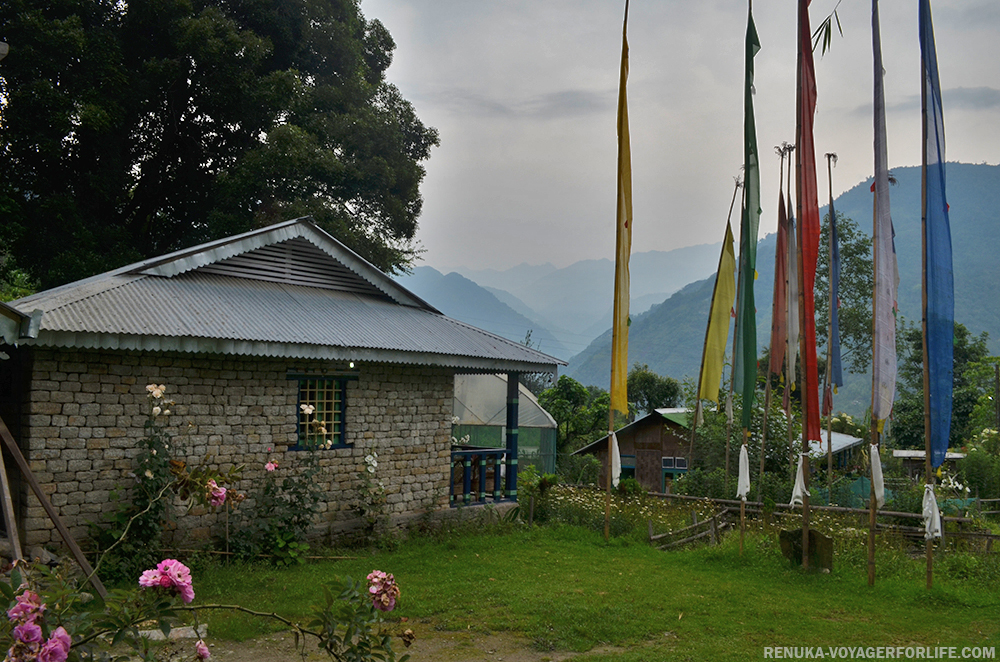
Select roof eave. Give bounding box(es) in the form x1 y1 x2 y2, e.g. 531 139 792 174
16 331 561 374
0 302 41 344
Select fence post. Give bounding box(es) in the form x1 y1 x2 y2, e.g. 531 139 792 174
463 455 472 505
478 454 487 501
493 453 504 500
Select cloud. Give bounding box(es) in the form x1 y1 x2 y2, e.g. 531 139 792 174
850 86 1000 116
434 88 614 119
938 2 1000 30
943 86 1000 110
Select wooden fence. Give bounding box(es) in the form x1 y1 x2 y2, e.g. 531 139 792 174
647 508 731 550
645 492 1000 551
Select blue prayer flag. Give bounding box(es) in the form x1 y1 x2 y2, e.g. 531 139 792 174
920 0 954 469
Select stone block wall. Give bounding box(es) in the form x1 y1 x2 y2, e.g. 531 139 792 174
16 348 454 548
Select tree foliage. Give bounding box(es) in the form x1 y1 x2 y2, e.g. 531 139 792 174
0 0 439 288
890 321 991 449
814 212 873 375
626 363 681 418
538 376 613 456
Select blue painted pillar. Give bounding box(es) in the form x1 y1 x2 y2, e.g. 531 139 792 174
505 372 520 500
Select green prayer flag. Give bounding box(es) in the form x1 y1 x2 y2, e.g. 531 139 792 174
734 7 761 429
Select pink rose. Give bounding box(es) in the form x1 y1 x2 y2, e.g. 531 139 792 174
7 590 45 623
265 461 277 472
138 559 195 603
139 569 162 588
366 570 400 612
13 621 43 644
206 480 227 507
37 628 71 662
195 639 211 660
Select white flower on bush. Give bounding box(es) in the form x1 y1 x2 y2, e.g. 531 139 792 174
941 472 970 495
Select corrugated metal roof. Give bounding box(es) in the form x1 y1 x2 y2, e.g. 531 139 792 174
5 219 563 373
574 409 692 456
808 431 865 456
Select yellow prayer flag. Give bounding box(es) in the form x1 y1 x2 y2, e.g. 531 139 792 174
698 221 737 402
610 9 632 417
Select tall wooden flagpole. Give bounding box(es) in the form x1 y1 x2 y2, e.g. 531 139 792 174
824 153 838 502
606 0 632 542
869 0 898 586
795 0 817 571
919 0 955 590
784 146 798 482
920 56 934 589
736 0 761 524
759 147 787 503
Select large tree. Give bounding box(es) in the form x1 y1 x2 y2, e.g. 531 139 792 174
0 0 438 288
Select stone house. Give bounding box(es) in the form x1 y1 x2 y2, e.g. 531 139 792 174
0 219 561 548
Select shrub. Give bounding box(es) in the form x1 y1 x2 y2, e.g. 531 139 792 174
229 449 324 565
961 446 1000 500
616 477 646 498
88 384 241 583
555 452 600 486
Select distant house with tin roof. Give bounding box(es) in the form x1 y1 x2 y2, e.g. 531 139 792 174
574 408 691 493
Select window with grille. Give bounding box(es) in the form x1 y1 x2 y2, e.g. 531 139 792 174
296 378 348 449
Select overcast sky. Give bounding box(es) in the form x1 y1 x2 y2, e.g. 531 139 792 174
361 0 1000 273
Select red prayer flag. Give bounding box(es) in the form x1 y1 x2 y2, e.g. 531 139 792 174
796 0 822 442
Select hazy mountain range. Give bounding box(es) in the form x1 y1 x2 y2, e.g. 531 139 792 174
399 163 999 416
397 243 722 361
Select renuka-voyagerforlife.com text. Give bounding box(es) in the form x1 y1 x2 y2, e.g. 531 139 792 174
764 647 996 659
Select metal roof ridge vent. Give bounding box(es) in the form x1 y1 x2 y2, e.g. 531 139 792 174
138 224 304 278
191 238 390 297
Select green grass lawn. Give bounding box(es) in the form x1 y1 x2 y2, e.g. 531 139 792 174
193 516 1000 661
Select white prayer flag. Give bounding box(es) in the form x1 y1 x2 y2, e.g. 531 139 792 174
737 444 750 501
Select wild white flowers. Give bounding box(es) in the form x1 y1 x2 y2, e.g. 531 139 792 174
146 383 171 416
365 452 378 474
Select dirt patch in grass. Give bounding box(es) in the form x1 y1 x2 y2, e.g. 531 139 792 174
185 621 627 661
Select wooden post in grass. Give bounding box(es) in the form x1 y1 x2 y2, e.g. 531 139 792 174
740 488 746 555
